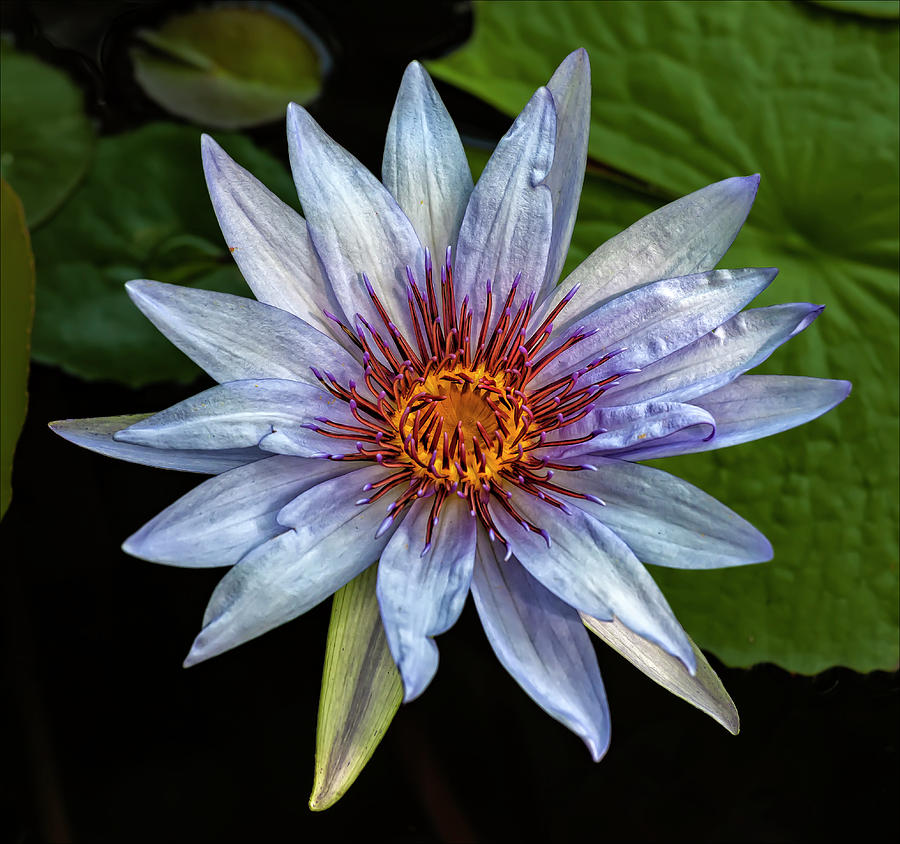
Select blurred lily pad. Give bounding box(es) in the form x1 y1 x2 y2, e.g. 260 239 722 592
132 5 327 129
30 122 299 386
445 2 899 674
0 42 94 227
0 179 36 517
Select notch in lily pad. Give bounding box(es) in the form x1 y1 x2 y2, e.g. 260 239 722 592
131 3 329 129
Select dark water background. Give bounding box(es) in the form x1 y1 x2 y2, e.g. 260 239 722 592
2 1 897 842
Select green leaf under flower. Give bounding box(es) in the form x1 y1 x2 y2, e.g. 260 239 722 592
0 42 94 227
0 179 35 518
30 122 298 386
310 563 402 811
441 2 899 673
132 5 326 129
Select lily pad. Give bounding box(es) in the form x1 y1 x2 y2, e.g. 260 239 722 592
0 179 36 517
132 6 326 129
0 42 94 227
440 3 899 674
30 122 299 386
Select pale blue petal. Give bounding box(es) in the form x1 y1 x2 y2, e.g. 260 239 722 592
287 104 423 340
541 48 591 299
535 267 777 387
184 464 397 666
377 497 476 701
604 303 823 406
201 135 343 341
472 533 610 762
113 379 354 456
536 174 760 323
123 456 354 568
383 61 473 263
641 375 852 459
492 493 695 672
125 280 360 387
543 401 715 459
454 87 556 335
49 415 266 473
553 456 773 568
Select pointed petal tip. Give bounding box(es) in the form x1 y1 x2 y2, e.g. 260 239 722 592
586 730 611 763
200 134 230 173
111 425 146 445
123 278 160 306
120 534 139 558
400 670 429 703
286 101 309 126
565 47 591 72
182 637 209 668
717 173 760 203
683 649 698 676
402 59 427 79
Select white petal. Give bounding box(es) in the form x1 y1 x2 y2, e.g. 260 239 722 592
473 534 611 761
123 456 353 568
201 135 344 342
49 415 266 473
603 303 823 405
492 493 695 672
383 62 473 262
454 87 556 336
113 379 355 456
377 497 476 701
543 400 716 460
554 456 772 568
537 174 760 325
287 104 423 340
642 374 852 459
184 464 398 666
125 280 361 386
541 48 591 299
534 267 777 386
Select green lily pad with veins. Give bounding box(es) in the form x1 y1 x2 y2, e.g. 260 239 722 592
438 1 899 673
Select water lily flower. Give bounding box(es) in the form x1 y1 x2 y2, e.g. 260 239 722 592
51 49 849 763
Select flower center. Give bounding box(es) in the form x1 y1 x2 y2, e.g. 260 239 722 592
390 364 526 490
309 248 621 552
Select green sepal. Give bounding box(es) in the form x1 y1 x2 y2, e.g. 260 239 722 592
582 613 739 735
309 563 402 811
